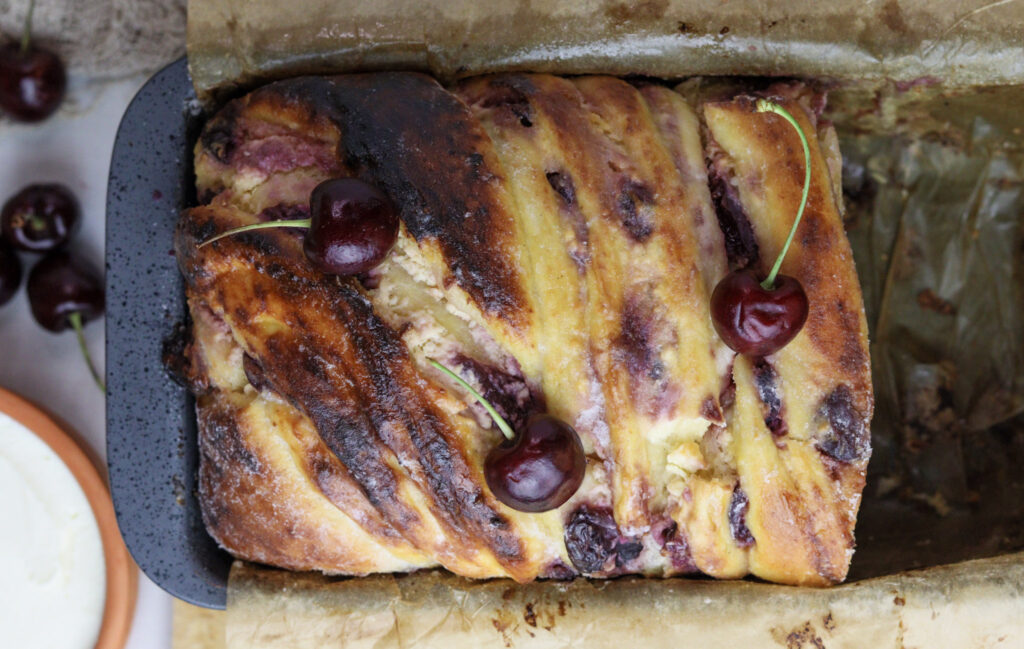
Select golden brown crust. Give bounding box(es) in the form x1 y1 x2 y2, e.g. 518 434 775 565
196 390 431 574
702 93 872 584
456 75 730 536
180 73 872 585
178 203 545 580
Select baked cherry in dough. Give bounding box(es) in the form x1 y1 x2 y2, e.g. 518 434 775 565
710 100 812 357
430 360 586 513
200 178 399 276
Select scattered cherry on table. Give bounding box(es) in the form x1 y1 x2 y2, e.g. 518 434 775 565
428 359 586 513
710 99 812 357
200 177 400 276
1 183 80 252
0 240 21 307
26 251 105 392
0 0 67 123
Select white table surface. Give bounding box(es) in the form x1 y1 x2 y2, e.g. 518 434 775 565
1 75 174 649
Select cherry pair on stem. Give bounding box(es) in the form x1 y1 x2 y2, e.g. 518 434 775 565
0 3 99 391
0 251 104 394
0 184 104 393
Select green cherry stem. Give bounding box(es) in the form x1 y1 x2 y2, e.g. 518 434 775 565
754 99 811 291
197 218 311 249
28 213 47 232
21 0 36 54
70 311 105 394
12 212 47 232
428 359 515 441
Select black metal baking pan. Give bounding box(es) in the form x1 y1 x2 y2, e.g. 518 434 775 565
104 56 1024 613
106 57 231 610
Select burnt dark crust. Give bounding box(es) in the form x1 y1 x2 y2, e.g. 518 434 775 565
199 99 240 164
228 74 529 329
183 74 873 586
177 206 530 577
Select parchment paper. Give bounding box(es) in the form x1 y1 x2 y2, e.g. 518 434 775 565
182 0 1024 643
227 554 1024 649
172 599 225 649
833 82 1024 578
187 0 1024 103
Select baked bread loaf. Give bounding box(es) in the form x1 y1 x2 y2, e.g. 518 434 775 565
175 73 872 586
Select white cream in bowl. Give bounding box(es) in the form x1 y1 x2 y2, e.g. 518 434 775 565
0 410 106 649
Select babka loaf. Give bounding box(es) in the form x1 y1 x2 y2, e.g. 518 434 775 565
175 73 872 586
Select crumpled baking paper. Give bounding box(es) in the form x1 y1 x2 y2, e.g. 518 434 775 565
187 0 1024 103
226 554 1024 649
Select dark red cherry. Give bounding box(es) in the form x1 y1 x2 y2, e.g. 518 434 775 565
0 40 66 122
2 183 80 252
710 269 808 357
26 251 104 332
484 414 586 513
427 359 587 513
26 251 105 392
304 178 399 275
0 240 22 306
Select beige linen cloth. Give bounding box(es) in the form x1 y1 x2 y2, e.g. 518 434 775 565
0 0 186 78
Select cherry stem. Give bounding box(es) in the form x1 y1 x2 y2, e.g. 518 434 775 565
28 214 47 231
21 0 36 54
428 359 515 441
754 99 811 291
70 311 105 394
197 218 311 249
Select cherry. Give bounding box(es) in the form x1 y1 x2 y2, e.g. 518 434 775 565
0 240 22 306
484 414 587 513
27 251 105 392
710 99 813 357
200 178 399 276
710 269 808 356
1 183 80 252
305 178 399 274
0 1 66 123
428 359 586 513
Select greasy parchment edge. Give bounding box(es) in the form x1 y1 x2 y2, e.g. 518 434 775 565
226 553 1024 648
187 0 1024 104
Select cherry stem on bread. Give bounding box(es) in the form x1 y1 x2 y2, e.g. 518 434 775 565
429 358 586 512
70 311 105 394
709 99 812 357
197 218 312 249
21 0 35 54
754 99 811 290
428 359 515 441
196 179 399 276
